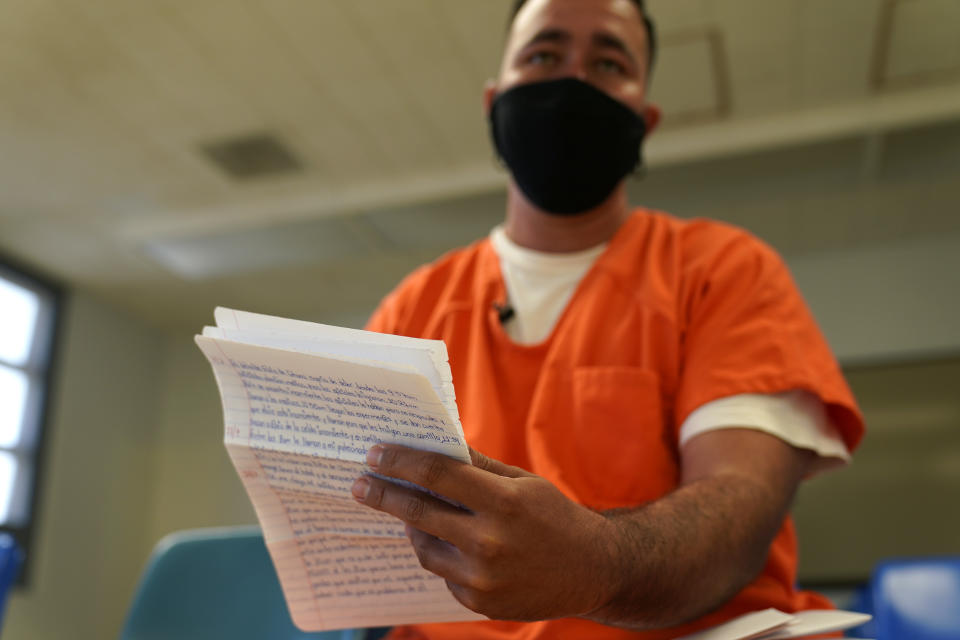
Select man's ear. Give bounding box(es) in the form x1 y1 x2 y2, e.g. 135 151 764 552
483 79 498 117
643 103 662 134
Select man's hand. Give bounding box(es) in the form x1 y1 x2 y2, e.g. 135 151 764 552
352 430 815 630
350 444 618 621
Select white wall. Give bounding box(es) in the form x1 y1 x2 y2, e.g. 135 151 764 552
4 292 262 640
790 234 960 365
6 292 164 640
795 358 960 582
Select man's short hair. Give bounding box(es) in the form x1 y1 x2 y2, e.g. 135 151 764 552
508 0 657 72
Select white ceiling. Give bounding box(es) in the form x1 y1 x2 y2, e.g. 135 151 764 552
1 0 959 331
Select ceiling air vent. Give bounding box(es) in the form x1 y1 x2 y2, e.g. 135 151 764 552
200 132 303 180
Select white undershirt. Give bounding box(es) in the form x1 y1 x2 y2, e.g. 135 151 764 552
490 225 851 474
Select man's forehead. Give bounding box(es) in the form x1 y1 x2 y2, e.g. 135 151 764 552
508 0 648 55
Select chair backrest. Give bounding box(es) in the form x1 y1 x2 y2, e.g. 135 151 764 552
869 556 960 640
120 526 363 640
0 533 25 629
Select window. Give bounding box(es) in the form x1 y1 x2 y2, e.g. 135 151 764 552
0 258 61 583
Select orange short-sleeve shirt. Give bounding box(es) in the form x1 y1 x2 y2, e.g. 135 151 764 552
366 210 865 640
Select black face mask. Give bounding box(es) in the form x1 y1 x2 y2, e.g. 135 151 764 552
489 77 647 216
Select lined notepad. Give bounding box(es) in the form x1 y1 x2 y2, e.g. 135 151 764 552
196 307 483 631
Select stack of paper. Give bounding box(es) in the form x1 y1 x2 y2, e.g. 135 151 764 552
675 608 872 640
196 307 482 631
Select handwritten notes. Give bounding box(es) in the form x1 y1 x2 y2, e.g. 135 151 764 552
196 308 482 631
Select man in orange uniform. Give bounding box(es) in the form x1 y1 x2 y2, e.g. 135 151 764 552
351 0 865 638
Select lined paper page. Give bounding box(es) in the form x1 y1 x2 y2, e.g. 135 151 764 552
212 306 463 432
196 336 469 463
675 608 874 640
197 315 481 631
675 609 793 640
226 445 480 628
759 610 873 639
269 536 484 630
244 447 404 537
203 325 461 431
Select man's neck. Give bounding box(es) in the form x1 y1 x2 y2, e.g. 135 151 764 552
503 182 632 253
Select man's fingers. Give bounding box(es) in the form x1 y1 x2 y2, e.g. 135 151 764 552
366 444 510 507
404 526 473 585
469 446 532 478
406 527 502 600
351 474 472 544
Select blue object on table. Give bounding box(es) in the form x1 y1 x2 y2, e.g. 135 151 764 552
120 526 364 640
0 533 25 629
849 556 960 639
846 582 877 638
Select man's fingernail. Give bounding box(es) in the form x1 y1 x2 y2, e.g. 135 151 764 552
367 445 384 469
351 477 370 501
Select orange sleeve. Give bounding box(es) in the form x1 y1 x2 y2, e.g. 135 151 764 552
675 227 865 452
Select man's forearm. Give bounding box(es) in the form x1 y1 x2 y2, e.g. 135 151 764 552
585 471 798 630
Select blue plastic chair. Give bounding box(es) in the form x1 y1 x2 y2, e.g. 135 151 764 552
120 526 365 640
849 556 960 639
0 533 25 630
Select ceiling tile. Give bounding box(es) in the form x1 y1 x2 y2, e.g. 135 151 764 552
712 0 803 116
647 0 712 31
160 0 379 183
651 31 725 125
433 0 514 79
884 0 960 84
75 0 266 140
254 0 460 175
341 1 491 165
799 0 881 105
